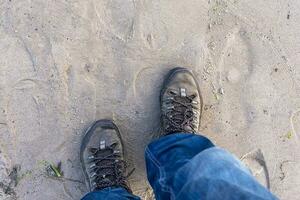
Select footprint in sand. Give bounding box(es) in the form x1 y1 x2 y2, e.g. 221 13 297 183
290 110 300 142
241 149 270 189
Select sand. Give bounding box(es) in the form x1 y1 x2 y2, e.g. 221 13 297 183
0 0 300 199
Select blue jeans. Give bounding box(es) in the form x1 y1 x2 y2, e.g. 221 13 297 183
82 133 277 200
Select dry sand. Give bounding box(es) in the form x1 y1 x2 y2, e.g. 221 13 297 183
0 0 300 199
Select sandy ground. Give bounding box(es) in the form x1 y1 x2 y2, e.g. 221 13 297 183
0 0 300 199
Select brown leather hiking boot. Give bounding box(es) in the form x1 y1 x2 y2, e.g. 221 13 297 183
80 120 132 192
160 67 203 135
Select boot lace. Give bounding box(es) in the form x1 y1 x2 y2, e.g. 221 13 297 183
164 90 199 133
87 143 133 192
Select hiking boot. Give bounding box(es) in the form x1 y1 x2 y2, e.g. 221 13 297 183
80 120 132 192
160 67 203 135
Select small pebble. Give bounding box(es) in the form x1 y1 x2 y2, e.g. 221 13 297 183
218 87 224 95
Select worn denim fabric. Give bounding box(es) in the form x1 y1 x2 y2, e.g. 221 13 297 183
81 187 140 200
82 133 277 200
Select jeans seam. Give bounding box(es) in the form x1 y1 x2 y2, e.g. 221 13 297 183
145 147 171 194
161 168 176 200
145 147 161 167
161 168 176 199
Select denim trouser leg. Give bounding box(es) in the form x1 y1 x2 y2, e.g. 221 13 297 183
145 133 278 200
81 187 141 200
82 133 277 200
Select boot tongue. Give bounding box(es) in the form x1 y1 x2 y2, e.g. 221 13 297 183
180 88 187 97
100 140 106 150
93 144 117 184
99 129 120 149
